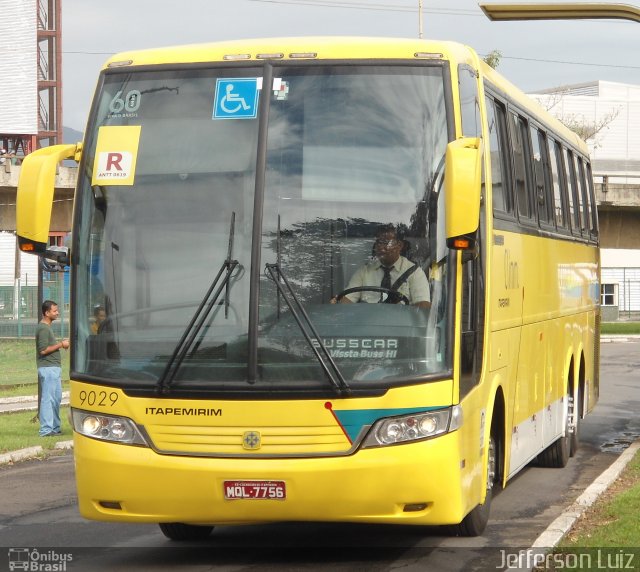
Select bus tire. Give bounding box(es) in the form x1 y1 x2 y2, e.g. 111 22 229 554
569 386 581 457
538 393 570 468
453 433 497 537
159 523 214 541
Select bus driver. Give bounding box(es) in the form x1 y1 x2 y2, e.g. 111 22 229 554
331 225 431 309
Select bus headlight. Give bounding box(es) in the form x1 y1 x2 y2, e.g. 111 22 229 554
71 409 148 446
361 406 462 448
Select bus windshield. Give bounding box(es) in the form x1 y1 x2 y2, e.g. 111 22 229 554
73 64 452 394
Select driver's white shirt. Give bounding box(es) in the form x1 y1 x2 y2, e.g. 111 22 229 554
345 255 430 304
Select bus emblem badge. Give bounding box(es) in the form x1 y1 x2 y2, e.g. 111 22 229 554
243 431 261 450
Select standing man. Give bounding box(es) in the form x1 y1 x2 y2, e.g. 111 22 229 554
36 300 69 437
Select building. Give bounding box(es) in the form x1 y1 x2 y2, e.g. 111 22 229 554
0 0 64 324
0 165 74 324
0 0 62 156
530 81 640 321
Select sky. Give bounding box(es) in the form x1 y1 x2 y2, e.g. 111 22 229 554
61 0 640 131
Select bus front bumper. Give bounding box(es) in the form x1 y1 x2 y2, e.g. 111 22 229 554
74 432 470 526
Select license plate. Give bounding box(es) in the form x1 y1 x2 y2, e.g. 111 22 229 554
224 480 286 500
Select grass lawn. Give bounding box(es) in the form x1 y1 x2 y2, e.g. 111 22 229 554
0 339 70 395
0 406 72 453
536 451 640 571
560 451 640 547
601 322 640 335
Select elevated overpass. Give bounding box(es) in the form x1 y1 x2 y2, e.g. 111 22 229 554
0 163 74 232
595 174 640 249
2 164 639 249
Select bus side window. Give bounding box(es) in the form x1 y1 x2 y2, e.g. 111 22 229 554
509 112 534 222
563 149 582 237
530 125 553 226
486 97 512 215
573 154 587 236
576 156 592 237
585 162 599 240
547 138 567 231
460 241 485 397
459 65 481 137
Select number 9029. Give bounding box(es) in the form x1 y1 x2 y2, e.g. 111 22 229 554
78 390 118 407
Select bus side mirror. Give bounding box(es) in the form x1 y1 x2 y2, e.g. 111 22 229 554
445 137 482 250
42 245 70 272
16 143 81 256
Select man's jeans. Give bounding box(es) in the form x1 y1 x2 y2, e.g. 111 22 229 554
38 366 62 436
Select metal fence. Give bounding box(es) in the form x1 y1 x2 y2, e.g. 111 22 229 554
601 269 640 322
2 269 639 337
0 270 70 338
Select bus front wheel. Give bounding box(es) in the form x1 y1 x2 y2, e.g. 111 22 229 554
159 523 214 541
453 433 497 537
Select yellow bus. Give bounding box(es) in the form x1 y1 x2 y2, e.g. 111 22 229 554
16 37 599 538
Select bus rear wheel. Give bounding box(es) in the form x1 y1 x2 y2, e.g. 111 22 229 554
569 386 581 457
453 433 496 537
159 523 214 541
538 392 570 468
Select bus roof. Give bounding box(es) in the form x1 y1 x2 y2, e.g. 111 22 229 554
103 36 587 153
103 36 477 68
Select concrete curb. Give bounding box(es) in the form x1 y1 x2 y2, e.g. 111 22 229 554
1 395 41 404
533 440 640 548
0 392 70 414
505 440 640 571
600 335 640 343
0 391 69 404
0 445 43 465
0 440 73 465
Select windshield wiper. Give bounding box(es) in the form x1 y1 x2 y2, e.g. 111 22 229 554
156 213 238 395
265 263 351 396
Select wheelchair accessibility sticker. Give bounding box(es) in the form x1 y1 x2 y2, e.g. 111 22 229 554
213 78 259 119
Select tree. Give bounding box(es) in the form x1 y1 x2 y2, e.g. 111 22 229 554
534 90 620 146
557 110 620 144
483 50 502 69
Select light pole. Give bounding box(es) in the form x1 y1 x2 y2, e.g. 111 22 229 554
480 2 640 23
418 0 424 39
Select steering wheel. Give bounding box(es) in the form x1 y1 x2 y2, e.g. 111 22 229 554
335 286 410 305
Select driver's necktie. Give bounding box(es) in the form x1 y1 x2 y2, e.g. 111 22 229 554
381 266 393 291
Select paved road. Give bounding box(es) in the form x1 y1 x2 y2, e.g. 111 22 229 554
0 341 638 571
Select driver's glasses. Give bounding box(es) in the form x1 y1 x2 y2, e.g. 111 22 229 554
374 239 400 249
